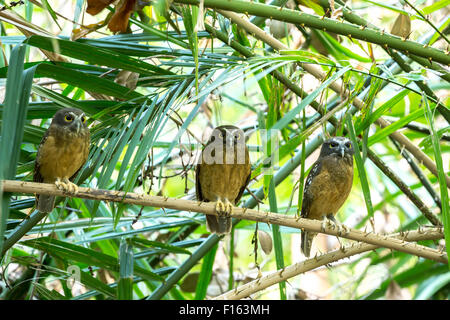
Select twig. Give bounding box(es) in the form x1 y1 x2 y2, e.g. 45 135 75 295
390 137 442 210
214 227 445 300
1 180 447 263
366 148 442 226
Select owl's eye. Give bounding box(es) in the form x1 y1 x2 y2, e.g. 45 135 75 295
218 132 224 138
330 141 338 148
235 132 241 140
64 115 74 122
81 116 87 123
345 142 351 148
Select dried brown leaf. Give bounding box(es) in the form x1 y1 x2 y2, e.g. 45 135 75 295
385 280 411 300
71 22 106 41
391 13 411 38
180 272 200 293
258 230 273 255
86 0 115 16
108 0 137 33
115 70 139 90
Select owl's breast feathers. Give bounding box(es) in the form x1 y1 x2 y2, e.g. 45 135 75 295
196 145 251 204
302 154 353 220
35 124 90 183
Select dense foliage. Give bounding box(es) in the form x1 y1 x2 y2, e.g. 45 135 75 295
0 0 448 300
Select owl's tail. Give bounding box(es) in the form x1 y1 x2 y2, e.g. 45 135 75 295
301 231 316 257
206 216 232 235
36 195 55 213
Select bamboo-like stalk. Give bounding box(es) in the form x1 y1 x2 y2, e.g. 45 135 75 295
390 137 442 210
209 9 450 188
214 227 445 300
1 180 447 263
174 0 450 65
366 149 442 227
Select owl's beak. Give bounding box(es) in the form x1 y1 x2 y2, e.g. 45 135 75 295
225 135 234 147
339 145 345 158
74 117 82 134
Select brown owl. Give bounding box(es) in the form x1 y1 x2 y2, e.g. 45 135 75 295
300 137 354 257
196 125 252 234
33 108 90 213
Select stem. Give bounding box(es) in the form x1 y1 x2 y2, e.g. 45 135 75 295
367 149 442 226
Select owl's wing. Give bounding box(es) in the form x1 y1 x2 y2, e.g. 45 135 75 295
235 171 251 205
195 163 206 202
33 128 51 184
301 160 322 218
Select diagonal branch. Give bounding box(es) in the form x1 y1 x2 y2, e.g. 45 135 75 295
1 180 447 263
214 227 445 300
366 149 442 226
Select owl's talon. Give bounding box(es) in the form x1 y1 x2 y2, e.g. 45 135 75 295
215 200 225 216
55 178 78 195
215 199 233 217
224 199 233 216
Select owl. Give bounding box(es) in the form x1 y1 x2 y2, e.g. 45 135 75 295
300 137 354 257
33 108 90 212
196 125 252 234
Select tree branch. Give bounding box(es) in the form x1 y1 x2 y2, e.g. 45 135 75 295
1 180 447 263
214 227 445 300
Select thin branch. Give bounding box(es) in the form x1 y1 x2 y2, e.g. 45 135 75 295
366 148 442 226
390 137 442 210
1 180 447 263
214 227 445 300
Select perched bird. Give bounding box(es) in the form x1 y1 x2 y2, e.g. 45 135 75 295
33 108 90 213
300 137 354 257
196 125 252 234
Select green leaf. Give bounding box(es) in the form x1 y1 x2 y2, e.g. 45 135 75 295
118 238 134 300
21 237 163 282
346 114 374 218
268 178 286 300
423 96 450 271
131 237 192 255
41 0 62 30
26 35 173 76
0 44 35 254
194 243 217 300
422 0 450 14
34 283 68 300
414 273 450 299
355 89 410 134
368 102 438 147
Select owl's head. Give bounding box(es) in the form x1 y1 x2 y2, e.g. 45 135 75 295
320 137 354 159
209 125 245 147
52 108 88 134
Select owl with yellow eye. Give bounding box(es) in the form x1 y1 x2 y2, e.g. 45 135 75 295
33 108 90 213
